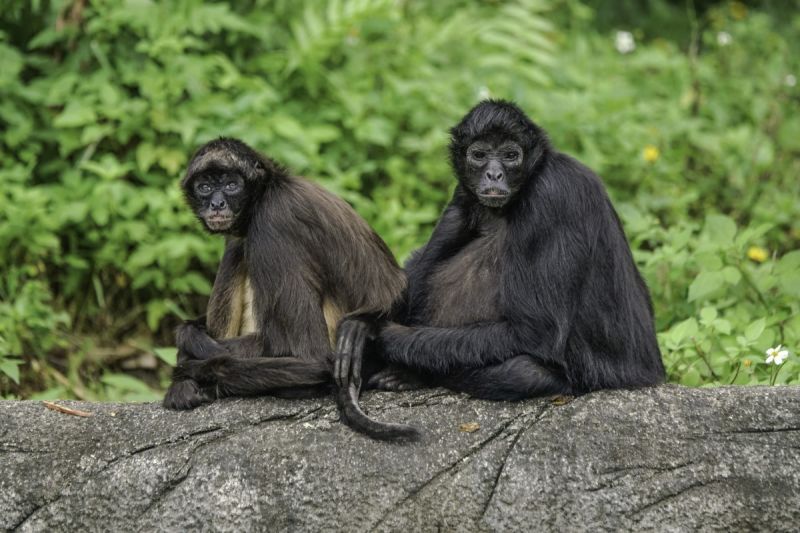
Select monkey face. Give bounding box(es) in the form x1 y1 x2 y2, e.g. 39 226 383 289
463 139 524 208
449 100 548 209
188 172 246 233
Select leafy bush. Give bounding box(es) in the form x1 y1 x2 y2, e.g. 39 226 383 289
0 0 797 398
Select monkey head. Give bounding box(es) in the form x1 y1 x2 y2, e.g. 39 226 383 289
186 170 246 233
449 100 550 208
182 138 280 235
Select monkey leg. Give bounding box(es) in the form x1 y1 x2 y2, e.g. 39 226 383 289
176 355 329 398
442 355 570 400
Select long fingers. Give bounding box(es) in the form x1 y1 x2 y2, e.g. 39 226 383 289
334 320 368 389
334 324 353 388
349 322 366 391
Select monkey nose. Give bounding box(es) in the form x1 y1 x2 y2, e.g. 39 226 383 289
486 171 504 181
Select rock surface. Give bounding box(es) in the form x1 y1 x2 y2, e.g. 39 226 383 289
1 385 799 532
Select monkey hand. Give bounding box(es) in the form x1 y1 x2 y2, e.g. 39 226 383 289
175 321 229 360
333 318 369 390
184 315 208 331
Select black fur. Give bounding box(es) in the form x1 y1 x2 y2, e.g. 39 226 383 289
364 100 665 398
163 138 418 441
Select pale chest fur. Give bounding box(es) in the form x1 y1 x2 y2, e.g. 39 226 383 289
221 275 258 339
221 274 341 348
425 224 505 327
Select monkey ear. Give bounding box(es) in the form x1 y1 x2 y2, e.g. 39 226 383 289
251 160 266 180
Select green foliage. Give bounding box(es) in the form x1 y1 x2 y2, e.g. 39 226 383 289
0 0 798 399
626 211 800 386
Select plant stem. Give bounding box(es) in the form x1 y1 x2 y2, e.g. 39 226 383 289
729 361 741 384
771 364 784 386
737 262 770 310
692 337 719 380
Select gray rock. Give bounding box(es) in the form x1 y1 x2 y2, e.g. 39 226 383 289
1 385 798 532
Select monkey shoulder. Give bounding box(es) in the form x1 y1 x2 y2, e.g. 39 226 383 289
527 152 615 224
541 152 607 195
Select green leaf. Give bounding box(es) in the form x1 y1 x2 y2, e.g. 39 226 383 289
699 307 718 323
101 373 155 393
271 114 306 141
694 253 723 271
777 251 800 274
744 318 766 342
136 143 157 172
721 266 741 285
688 271 725 302
53 102 98 128
153 347 177 366
670 318 698 343
0 359 22 384
680 366 703 386
703 214 737 244
146 300 170 331
713 319 732 335
780 272 800 297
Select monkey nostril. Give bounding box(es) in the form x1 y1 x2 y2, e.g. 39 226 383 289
486 171 503 181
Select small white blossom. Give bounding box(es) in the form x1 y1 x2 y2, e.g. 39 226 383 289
765 345 789 365
785 74 797 87
615 31 635 54
477 86 491 100
717 32 732 46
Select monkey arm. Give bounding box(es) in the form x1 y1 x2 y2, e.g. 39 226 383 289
215 334 263 358
176 322 263 360
379 321 520 374
175 321 221 362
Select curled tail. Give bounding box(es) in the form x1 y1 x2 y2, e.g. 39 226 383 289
337 384 420 442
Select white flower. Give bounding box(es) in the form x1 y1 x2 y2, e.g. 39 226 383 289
477 86 491 100
765 345 789 365
785 74 797 87
615 31 635 54
717 32 732 46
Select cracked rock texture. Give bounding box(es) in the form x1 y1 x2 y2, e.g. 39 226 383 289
1 385 799 532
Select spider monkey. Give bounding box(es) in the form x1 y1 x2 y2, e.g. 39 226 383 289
335 100 665 401
163 137 418 442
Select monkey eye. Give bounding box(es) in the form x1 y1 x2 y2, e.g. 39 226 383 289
225 181 241 192
504 151 520 160
196 183 212 194
471 150 487 161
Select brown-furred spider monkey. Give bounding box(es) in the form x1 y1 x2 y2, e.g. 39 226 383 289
335 100 665 402
163 138 418 441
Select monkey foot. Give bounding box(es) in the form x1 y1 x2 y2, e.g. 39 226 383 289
367 367 425 392
163 379 214 410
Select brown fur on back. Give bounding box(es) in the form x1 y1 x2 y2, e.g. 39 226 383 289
280 177 406 317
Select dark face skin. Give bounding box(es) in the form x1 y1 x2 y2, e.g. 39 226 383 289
190 172 246 233
465 139 524 208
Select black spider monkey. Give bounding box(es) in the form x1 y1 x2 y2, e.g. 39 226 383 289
163 138 418 441
335 100 665 400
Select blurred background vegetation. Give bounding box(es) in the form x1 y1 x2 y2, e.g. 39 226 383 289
1 0 798 401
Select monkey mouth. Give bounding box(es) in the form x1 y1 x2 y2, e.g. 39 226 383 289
477 188 510 206
205 214 233 231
